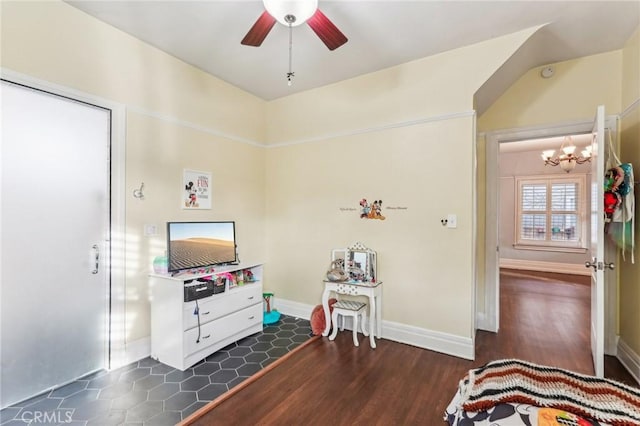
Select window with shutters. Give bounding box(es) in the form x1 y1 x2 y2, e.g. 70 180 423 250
515 174 587 251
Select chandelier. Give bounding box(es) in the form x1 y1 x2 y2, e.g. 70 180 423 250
541 136 592 173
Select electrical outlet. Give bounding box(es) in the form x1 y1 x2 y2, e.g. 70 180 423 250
447 214 457 228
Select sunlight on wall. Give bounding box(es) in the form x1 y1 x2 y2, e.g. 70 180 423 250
107 229 127 368
123 229 142 344
124 229 141 279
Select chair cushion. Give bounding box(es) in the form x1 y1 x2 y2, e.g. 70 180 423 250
333 300 366 311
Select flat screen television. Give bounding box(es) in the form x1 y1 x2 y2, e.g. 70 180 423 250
167 221 237 273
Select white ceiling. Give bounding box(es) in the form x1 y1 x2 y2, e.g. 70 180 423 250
66 0 639 103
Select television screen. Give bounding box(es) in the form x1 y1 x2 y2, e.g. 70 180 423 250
167 221 237 272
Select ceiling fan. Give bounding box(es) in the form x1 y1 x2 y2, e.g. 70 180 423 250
241 0 348 51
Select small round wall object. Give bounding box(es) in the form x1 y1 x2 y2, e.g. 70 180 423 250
540 66 555 78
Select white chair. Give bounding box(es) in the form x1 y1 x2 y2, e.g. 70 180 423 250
329 300 369 346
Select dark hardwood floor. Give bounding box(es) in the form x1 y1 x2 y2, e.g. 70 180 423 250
187 269 637 425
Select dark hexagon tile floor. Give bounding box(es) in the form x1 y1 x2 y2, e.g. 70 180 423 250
1 315 311 425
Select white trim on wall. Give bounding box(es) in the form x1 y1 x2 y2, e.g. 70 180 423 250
127 105 264 148
500 258 591 276
620 98 639 119
1 68 477 152
617 338 640 385
88 97 477 150
277 298 475 360
268 110 477 148
384 320 475 360
483 133 500 333
275 298 315 322
471 111 478 351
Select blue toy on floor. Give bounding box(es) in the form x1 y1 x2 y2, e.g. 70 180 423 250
263 292 281 325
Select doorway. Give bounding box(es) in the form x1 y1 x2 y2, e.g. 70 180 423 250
482 118 619 366
1 79 113 408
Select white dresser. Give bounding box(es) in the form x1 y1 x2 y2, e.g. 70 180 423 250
149 263 263 370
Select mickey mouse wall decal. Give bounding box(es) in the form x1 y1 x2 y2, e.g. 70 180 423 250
359 198 386 220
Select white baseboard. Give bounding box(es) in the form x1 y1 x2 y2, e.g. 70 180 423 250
383 320 475 360
111 336 151 369
276 298 314 322
111 298 476 368
476 311 496 332
278 298 474 360
500 258 590 276
617 338 640 385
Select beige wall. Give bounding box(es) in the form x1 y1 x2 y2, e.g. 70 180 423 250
265 117 476 336
479 51 623 131
263 28 539 341
125 113 266 341
619 28 640 356
1 1 267 343
266 26 543 145
0 2 266 143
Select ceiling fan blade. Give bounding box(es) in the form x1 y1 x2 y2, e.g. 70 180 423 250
306 9 348 51
241 11 277 47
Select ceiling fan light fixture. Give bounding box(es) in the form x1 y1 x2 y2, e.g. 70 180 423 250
263 0 318 26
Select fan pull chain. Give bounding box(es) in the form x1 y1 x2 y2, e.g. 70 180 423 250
287 22 294 86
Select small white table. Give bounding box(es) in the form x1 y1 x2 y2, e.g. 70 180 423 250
321 280 383 348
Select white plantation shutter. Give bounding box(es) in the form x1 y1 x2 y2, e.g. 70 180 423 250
520 183 547 240
521 184 546 210
516 175 586 249
520 213 546 240
552 183 577 210
550 182 578 242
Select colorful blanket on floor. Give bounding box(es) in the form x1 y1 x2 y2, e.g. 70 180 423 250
456 359 640 426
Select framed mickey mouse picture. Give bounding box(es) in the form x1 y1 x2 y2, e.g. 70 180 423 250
183 169 211 210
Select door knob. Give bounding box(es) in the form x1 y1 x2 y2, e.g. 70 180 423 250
585 259 615 271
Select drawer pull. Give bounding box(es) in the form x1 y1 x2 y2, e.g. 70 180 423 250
202 334 211 339
248 296 255 300
202 311 210 315
249 316 255 320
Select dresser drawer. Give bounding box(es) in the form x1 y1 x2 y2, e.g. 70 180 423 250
183 284 262 331
183 303 263 357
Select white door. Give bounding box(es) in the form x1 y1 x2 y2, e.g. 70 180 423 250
0 81 110 407
588 105 607 377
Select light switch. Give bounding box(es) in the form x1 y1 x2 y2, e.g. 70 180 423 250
447 214 457 228
144 224 158 236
